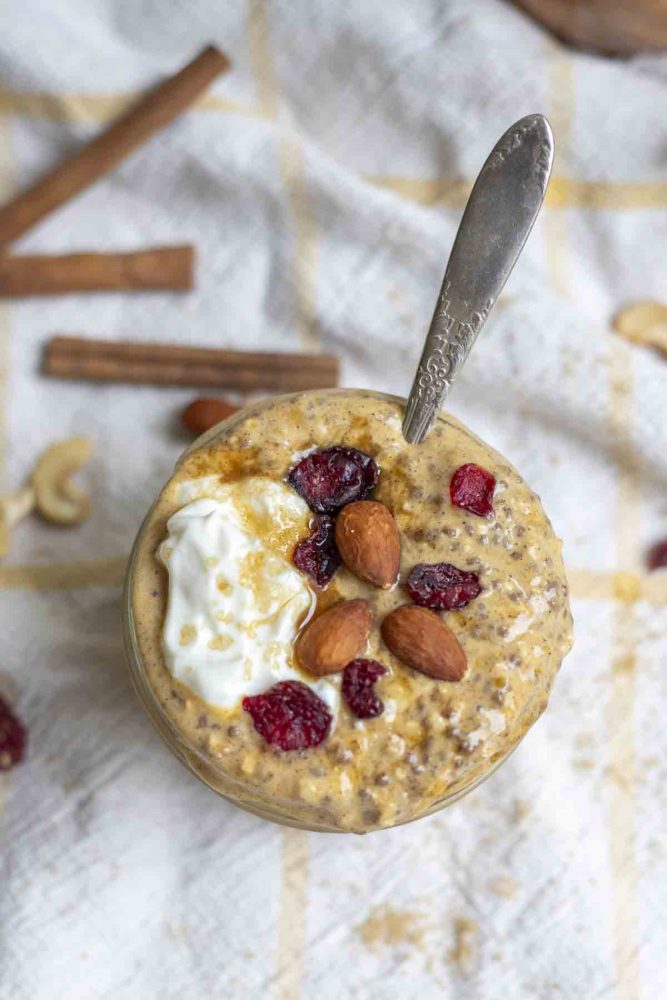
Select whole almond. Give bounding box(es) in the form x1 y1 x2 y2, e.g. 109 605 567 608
295 599 372 676
381 605 467 681
181 397 239 435
335 500 400 589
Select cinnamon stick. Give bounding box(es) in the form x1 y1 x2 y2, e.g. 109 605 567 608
0 46 229 247
43 336 340 392
0 245 194 296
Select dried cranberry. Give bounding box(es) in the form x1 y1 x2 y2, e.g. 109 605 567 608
406 562 482 610
0 695 27 771
287 446 379 514
242 680 332 750
647 538 667 572
450 463 496 517
293 515 341 588
342 659 387 719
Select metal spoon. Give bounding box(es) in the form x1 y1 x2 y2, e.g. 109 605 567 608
402 114 554 444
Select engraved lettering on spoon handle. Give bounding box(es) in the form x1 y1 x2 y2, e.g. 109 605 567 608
402 114 554 444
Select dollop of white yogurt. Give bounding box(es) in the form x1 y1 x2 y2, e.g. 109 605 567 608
159 477 339 714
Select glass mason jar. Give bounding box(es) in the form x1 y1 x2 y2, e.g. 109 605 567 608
123 389 521 833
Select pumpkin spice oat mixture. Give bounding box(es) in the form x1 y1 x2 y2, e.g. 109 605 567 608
128 389 572 832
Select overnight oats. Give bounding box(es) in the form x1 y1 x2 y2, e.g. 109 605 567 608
124 389 573 833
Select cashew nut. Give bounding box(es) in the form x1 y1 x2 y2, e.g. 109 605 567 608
0 485 36 558
613 301 667 356
32 437 93 525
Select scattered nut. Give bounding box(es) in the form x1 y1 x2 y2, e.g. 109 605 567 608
0 485 35 558
613 301 667 357
181 397 239 435
32 437 93 525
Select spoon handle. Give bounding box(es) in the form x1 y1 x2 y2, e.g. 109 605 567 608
402 114 554 444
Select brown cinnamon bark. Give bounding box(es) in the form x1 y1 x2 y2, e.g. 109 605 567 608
512 0 667 54
0 246 194 296
0 46 229 247
43 336 340 392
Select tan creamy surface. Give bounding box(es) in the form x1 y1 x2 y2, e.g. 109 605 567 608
129 390 573 833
